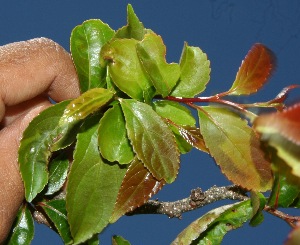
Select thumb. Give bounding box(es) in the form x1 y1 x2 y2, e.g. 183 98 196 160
0 100 51 243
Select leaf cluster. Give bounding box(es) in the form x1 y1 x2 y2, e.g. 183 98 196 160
8 4 300 245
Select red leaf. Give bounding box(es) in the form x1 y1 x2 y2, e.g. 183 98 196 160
228 43 276 95
254 103 300 145
110 158 165 223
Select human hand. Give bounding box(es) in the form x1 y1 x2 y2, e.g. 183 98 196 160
0 38 80 243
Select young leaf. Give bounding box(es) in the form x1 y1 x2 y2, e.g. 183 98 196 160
177 125 209 153
18 100 70 202
171 43 211 97
6 205 34 245
59 88 114 124
101 38 155 102
120 99 180 183
115 4 145 40
39 199 72 245
227 43 276 95
198 106 273 191
66 115 126 244
98 103 134 164
110 158 165 223
268 174 300 208
172 200 252 245
249 191 266 227
45 153 69 195
112 235 131 245
254 103 300 146
71 19 115 93
136 32 180 97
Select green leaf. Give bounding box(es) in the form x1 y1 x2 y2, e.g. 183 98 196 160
112 235 131 245
172 200 252 245
198 106 273 191
249 192 266 227
59 88 114 124
227 43 275 95
268 174 300 208
110 158 165 223
6 205 34 245
153 100 196 153
18 100 70 202
51 88 114 152
171 43 211 97
45 153 69 195
66 115 126 244
120 99 180 183
101 38 155 102
85 234 100 245
71 19 115 93
153 100 195 126
39 199 72 244
98 104 134 164
115 4 145 40
136 32 180 97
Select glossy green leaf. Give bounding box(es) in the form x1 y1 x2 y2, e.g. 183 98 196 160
286 226 300 245
101 39 155 102
268 174 300 208
171 43 210 97
227 44 275 95
115 4 145 40
59 88 114 124
112 235 131 245
98 104 134 164
66 115 126 244
172 200 252 245
71 19 115 93
198 106 273 191
153 100 196 153
6 205 34 245
136 32 180 97
120 99 180 183
110 158 165 223
153 100 195 126
249 192 266 227
39 199 72 244
45 153 69 195
18 100 70 202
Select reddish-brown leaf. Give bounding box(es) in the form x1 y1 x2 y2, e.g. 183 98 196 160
110 158 165 223
254 103 300 145
228 43 276 95
178 126 209 153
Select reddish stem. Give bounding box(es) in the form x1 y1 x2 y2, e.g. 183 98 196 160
264 206 300 228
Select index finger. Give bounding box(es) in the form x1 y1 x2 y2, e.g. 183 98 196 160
0 38 80 120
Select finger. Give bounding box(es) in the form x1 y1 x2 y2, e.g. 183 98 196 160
0 37 80 120
0 100 51 243
0 95 47 128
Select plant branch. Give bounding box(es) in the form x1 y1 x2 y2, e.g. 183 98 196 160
127 185 249 219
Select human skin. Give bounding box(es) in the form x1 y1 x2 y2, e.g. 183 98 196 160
0 38 80 243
